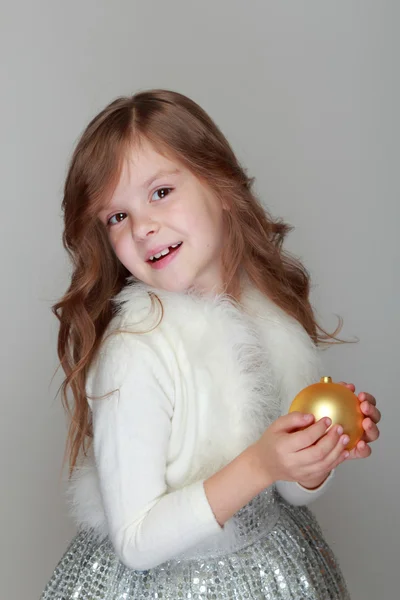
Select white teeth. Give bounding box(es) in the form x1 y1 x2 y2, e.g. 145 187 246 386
149 243 181 262
151 248 170 261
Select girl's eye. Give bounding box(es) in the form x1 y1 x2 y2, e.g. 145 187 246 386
107 212 127 226
151 187 173 201
106 188 172 226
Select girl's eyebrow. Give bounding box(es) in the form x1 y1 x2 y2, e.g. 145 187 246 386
98 168 182 219
142 168 181 189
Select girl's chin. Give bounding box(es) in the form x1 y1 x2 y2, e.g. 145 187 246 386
136 275 193 294
157 282 192 293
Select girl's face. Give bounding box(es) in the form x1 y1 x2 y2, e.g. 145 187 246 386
99 140 226 294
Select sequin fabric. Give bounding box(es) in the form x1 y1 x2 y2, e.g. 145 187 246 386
41 488 350 599
176 486 281 561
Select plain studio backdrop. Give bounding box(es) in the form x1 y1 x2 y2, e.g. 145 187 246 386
1 2 398 598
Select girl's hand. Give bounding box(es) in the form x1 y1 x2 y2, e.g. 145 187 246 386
338 382 381 460
254 412 350 486
298 383 382 488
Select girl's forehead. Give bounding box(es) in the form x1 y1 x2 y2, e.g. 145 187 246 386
98 145 184 216
120 141 183 189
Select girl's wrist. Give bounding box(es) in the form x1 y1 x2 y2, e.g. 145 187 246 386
246 443 276 489
297 472 330 490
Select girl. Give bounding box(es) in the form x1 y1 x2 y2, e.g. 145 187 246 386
41 89 380 599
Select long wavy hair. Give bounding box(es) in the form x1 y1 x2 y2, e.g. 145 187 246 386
53 89 344 475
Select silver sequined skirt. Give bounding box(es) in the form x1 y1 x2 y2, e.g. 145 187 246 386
41 489 350 599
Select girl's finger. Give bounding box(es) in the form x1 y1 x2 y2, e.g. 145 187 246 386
360 401 381 423
356 441 372 457
306 425 349 467
358 392 376 406
329 445 351 469
361 419 380 442
289 417 331 452
338 381 356 391
347 441 372 460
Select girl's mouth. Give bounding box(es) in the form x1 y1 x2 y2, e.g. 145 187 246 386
147 242 183 269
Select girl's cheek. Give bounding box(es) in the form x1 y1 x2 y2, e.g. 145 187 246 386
111 233 128 261
112 226 131 249
115 237 130 258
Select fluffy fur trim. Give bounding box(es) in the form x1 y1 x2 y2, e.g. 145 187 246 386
67 282 322 539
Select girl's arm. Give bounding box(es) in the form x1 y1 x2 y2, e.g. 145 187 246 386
204 437 336 524
203 449 334 523
89 336 222 571
89 335 335 570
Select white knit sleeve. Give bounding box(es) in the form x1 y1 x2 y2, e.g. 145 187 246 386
88 334 221 571
275 469 335 506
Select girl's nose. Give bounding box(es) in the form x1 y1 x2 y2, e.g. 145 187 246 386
131 213 160 240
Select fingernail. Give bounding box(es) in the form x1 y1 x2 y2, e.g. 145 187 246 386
304 414 313 421
324 417 331 427
342 435 350 445
344 451 350 458
337 426 343 435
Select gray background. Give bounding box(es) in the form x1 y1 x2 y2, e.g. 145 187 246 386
1 1 398 598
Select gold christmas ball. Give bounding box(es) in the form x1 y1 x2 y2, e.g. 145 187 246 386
288 376 364 450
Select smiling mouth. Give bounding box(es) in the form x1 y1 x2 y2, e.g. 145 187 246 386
148 242 182 263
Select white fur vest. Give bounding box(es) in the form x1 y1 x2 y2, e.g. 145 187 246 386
67 281 323 540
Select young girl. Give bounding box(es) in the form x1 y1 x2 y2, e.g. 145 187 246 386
41 89 381 599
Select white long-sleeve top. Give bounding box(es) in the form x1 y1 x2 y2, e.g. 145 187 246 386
69 282 335 570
